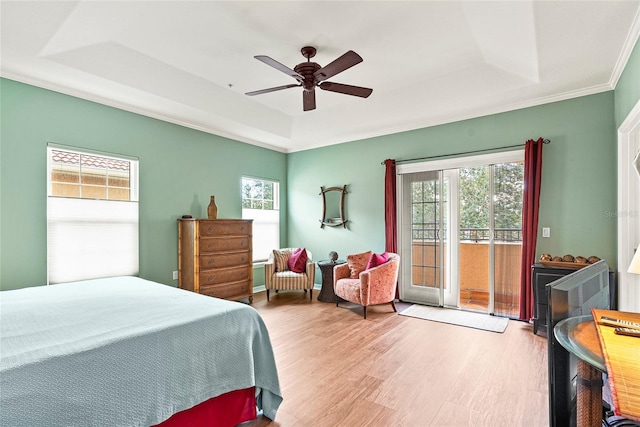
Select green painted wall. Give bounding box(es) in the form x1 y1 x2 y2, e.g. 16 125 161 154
0 78 287 291
4 35 638 292
288 92 618 270
615 37 640 127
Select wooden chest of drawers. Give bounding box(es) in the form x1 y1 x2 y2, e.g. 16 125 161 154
178 219 253 303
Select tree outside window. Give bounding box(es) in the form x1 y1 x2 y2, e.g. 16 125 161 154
242 178 276 210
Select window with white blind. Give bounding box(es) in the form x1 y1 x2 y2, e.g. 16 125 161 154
47 145 139 284
241 177 279 263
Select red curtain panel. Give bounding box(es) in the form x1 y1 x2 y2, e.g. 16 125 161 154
519 138 545 321
384 159 398 298
384 159 397 254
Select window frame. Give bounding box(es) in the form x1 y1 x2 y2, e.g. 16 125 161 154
47 145 139 201
46 144 139 285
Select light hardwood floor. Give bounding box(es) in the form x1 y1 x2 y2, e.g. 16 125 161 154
245 290 549 427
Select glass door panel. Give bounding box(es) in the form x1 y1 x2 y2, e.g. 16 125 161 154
492 162 524 318
400 170 446 306
458 166 490 313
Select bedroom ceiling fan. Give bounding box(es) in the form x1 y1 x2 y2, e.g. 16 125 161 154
245 46 373 111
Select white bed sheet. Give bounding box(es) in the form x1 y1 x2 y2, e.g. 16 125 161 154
0 276 282 426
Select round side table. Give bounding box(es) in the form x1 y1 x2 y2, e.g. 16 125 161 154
317 260 346 302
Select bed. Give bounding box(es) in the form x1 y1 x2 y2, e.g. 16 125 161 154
0 276 282 426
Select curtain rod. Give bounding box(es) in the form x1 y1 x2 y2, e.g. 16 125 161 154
381 138 550 165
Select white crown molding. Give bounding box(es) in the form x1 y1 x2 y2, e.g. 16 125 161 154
0 72 290 154
288 83 614 154
0 72 618 155
610 7 640 88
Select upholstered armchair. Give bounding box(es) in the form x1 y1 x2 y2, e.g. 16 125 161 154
334 251 400 319
264 248 315 301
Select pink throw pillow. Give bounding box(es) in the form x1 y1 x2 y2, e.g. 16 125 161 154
347 251 372 278
288 248 308 273
366 252 390 270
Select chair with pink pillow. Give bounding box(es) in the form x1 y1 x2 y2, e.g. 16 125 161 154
264 248 315 301
333 251 400 319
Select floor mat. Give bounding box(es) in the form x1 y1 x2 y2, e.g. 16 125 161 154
399 304 509 333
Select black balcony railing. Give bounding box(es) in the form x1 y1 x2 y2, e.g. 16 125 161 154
412 226 522 242
494 228 522 242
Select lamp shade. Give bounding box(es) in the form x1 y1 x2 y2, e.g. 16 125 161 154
629 244 640 275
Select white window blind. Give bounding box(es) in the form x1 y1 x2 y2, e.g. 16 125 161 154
47 198 139 284
242 208 279 262
46 146 139 284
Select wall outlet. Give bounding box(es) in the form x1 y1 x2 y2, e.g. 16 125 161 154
542 227 551 238
172 271 178 280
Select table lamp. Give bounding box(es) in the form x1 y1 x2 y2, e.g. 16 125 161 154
629 244 640 274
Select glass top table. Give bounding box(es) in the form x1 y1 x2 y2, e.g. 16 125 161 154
554 314 606 372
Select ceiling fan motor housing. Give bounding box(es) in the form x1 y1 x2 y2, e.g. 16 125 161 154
294 62 321 91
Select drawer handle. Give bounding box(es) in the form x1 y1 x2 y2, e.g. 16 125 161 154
207 226 214 233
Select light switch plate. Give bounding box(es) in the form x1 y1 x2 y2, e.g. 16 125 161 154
542 227 550 238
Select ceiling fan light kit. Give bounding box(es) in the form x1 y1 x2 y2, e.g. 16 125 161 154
245 46 373 111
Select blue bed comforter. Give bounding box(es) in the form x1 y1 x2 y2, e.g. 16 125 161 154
0 276 282 426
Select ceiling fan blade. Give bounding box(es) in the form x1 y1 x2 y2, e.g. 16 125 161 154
303 89 316 111
254 55 304 82
313 50 363 82
245 84 300 96
318 82 373 98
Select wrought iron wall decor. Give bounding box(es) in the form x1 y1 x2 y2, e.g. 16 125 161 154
320 185 347 228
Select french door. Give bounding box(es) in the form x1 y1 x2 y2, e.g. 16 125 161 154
397 151 524 317
398 169 458 307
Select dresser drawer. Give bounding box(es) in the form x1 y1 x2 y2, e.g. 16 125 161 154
200 252 250 269
200 280 251 299
199 236 250 254
199 266 250 286
199 221 251 237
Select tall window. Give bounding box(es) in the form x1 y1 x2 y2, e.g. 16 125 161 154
47 146 139 284
241 177 279 262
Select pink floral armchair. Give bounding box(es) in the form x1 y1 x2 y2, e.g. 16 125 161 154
333 251 400 319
